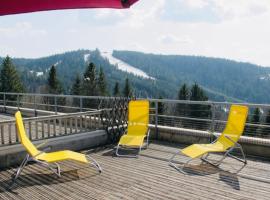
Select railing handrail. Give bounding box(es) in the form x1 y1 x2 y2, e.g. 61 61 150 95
0 92 122 100
1 92 270 140
0 92 269 108
0 110 103 125
0 109 105 146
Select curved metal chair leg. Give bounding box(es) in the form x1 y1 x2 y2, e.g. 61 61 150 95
145 129 150 148
14 154 29 179
115 144 139 158
201 144 247 170
86 155 102 173
9 154 30 189
228 144 247 164
201 152 228 167
115 143 121 157
35 160 61 177
169 150 192 174
54 162 61 176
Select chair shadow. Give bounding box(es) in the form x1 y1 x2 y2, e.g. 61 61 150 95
84 144 115 154
101 147 140 158
183 163 220 176
0 168 99 193
183 162 240 190
219 171 240 190
102 149 116 157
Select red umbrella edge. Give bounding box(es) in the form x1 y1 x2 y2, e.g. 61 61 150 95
0 0 139 16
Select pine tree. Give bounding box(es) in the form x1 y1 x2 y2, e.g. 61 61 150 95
176 84 189 116
123 78 132 98
83 62 97 96
113 82 120 97
265 110 270 125
178 84 189 100
158 96 165 114
190 83 208 102
0 56 25 99
47 65 64 110
189 83 210 129
252 108 260 123
97 67 107 96
71 74 82 107
262 110 270 137
156 96 165 125
71 74 82 95
83 62 99 108
48 65 62 94
248 108 260 136
243 115 250 136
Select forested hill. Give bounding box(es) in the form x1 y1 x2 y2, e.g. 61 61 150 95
113 50 270 103
1 49 270 103
0 50 162 97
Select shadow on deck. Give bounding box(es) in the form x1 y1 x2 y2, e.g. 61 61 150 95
0 142 270 200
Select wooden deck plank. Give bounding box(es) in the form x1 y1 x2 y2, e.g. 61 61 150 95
0 142 270 199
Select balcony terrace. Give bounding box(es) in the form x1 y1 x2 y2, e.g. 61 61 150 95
1 142 270 199
0 93 270 199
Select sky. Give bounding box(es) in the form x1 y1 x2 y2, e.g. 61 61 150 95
1 0 270 66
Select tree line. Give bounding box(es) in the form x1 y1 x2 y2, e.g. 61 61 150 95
1 55 270 137
0 56 133 99
244 107 270 137
70 62 133 98
113 50 270 103
160 83 270 137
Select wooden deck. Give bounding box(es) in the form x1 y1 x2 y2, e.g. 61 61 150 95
1 142 270 200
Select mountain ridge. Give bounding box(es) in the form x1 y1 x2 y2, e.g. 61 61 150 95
113 50 270 103
0 49 269 103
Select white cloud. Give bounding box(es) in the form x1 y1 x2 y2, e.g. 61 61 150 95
211 0 270 20
1 0 270 67
158 34 193 44
117 0 165 28
0 22 47 38
93 9 125 19
186 0 209 9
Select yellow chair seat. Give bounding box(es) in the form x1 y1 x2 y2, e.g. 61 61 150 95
119 135 145 147
181 105 248 160
116 100 150 157
169 105 248 172
182 141 229 159
36 150 88 163
11 111 101 188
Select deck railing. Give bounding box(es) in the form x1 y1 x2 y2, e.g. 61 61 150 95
0 110 102 146
0 92 270 140
149 98 270 139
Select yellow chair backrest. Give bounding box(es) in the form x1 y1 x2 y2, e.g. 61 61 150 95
218 105 248 148
127 100 149 136
15 111 40 157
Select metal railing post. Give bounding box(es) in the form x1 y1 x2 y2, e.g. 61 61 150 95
17 94 19 109
34 95 37 117
155 101 158 139
3 93 6 113
54 96 57 114
80 97 83 112
210 103 216 142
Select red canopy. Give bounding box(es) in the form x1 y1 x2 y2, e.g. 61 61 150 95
0 0 139 16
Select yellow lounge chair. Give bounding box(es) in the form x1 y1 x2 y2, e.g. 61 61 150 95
169 105 248 172
116 100 150 157
11 111 102 187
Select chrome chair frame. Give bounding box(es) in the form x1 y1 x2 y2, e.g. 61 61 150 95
115 129 150 158
9 142 102 189
169 133 247 174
